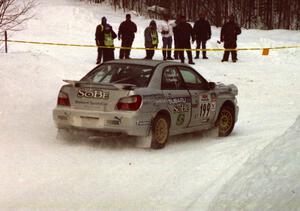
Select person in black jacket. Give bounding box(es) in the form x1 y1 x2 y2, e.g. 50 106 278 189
177 15 194 64
193 12 211 59
95 17 106 64
118 14 137 59
172 14 181 60
220 14 241 62
177 16 195 64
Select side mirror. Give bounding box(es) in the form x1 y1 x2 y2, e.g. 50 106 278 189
208 82 216 90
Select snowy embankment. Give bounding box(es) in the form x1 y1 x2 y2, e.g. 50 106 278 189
210 116 300 211
0 0 300 210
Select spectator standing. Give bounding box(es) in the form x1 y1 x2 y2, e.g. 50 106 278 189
193 12 211 59
95 17 106 64
118 14 137 59
176 16 194 64
159 14 175 60
172 14 181 60
144 20 159 60
220 14 241 62
102 18 117 62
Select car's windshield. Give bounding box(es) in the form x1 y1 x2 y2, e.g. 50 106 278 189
81 64 154 87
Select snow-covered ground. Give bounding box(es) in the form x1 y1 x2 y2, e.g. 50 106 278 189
0 0 299 210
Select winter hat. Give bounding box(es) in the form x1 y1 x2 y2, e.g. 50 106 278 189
102 16 107 24
150 20 156 27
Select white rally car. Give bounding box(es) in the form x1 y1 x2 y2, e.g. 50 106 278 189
53 59 238 149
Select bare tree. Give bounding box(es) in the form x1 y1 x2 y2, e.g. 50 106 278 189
100 0 300 29
0 0 35 33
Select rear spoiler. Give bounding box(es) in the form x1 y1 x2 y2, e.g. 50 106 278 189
63 80 136 90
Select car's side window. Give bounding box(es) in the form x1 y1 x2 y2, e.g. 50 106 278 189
161 67 185 90
178 67 207 90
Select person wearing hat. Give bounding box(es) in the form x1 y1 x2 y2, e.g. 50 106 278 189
95 17 107 64
220 14 241 62
118 14 137 59
144 20 159 60
102 22 117 62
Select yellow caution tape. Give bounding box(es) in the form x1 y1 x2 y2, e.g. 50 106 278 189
1 39 300 52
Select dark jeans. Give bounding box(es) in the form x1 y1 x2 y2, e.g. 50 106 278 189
178 42 193 63
173 38 179 59
195 40 207 58
97 47 103 63
145 45 157 60
223 40 237 61
162 36 172 59
103 48 115 62
119 39 134 59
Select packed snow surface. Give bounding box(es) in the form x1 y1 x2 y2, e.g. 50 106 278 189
0 0 300 210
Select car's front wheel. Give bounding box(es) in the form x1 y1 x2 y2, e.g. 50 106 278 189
217 105 235 136
151 115 170 149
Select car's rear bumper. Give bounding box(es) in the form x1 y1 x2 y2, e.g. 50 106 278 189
53 107 152 136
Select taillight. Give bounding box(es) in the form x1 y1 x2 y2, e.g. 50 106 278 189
57 91 70 106
117 95 142 111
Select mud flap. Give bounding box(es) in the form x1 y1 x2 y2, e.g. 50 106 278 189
207 127 219 138
135 135 152 148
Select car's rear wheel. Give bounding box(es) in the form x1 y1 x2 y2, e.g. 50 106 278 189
217 105 235 136
151 115 170 149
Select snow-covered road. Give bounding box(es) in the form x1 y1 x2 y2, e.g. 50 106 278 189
0 0 300 210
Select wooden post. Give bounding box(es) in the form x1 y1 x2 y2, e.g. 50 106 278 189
4 31 8 53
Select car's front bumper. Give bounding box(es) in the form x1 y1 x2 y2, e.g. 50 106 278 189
53 107 153 136
235 105 239 123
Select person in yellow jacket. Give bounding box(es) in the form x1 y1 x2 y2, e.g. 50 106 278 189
144 20 158 60
96 17 117 63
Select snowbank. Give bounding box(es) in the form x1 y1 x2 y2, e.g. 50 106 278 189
209 116 300 211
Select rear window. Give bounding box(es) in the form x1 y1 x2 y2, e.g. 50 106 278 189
81 64 154 87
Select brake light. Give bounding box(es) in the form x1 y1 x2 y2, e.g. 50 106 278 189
57 91 70 106
117 95 142 111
